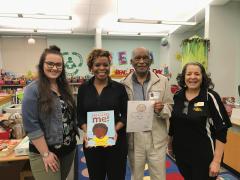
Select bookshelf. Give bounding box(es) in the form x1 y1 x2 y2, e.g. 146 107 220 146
0 85 25 104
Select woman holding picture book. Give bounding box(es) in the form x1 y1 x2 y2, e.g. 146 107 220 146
77 49 128 180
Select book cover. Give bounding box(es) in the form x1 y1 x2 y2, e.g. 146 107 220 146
87 110 115 147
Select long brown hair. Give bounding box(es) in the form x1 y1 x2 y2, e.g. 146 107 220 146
38 45 75 114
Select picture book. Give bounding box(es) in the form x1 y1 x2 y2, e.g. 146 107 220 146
87 110 116 147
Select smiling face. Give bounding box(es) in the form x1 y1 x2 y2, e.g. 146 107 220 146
91 56 110 81
184 64 202 91
43 53 63 81
131 48 152 76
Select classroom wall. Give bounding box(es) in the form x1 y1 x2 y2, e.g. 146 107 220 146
3 3 238 99
47 36 95 77
47 36 164 77
0 32 202 83
0 37 47 75
208 1 240 99
162 28 204 85
102 37 161 69
0 14 203 80
0 39 3 69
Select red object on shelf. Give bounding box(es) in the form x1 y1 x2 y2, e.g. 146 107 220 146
19 79 26 85
0 128 11 139
171 85 180 94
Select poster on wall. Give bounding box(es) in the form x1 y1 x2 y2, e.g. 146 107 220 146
118 51 127 65
62 52 83 77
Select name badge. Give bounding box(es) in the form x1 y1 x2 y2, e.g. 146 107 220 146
149 91 160 100
194 102 204 107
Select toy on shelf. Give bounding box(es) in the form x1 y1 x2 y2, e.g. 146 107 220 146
162 65 172 79
171 84 180 94
222 97 235 117
66 76 86 95
67 76 85 84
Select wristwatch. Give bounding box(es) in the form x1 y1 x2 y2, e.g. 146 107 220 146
42 152 50 158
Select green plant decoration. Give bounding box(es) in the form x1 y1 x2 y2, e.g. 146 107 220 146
181 35 210 69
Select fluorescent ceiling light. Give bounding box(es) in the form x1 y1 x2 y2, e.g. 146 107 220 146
107 31 169 37
0 28 72 34
118 18 197 26
36 29 72 34
20 13 72 20
0 28 34 33
0 13 72 20
107 31 139 36
118 18 161 24
161 20 197 26
0 13 19 18
140 32 169 37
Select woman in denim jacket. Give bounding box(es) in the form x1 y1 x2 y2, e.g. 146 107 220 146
22 45 78 180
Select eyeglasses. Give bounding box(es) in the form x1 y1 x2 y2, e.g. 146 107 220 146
44 61 63 69
182 101 189 115
133 56 151 63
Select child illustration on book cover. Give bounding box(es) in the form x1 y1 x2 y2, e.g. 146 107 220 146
92 123 109 146
87 110 115 147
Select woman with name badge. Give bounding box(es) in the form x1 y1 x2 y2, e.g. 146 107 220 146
168 62 232 180
77 49 128 180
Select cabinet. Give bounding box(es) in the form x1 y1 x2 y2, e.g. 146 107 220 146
223 120 240 173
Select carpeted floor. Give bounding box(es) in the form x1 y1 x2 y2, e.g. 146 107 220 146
75 145 239 180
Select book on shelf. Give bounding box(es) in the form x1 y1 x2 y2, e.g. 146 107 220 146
87 110 115 147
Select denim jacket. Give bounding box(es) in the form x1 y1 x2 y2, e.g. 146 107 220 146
22 80 78 146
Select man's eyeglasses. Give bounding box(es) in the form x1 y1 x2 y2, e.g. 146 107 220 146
45 61 63 70
133 56 151 63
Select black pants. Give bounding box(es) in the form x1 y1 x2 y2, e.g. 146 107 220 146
83 135 127 180
176 157 217 180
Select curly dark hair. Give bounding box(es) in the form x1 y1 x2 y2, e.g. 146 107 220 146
38 45 75 114
86 49 111 71
176 62 214 90
92 123 108 135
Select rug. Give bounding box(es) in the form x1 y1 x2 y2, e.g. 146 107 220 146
75 145 239 180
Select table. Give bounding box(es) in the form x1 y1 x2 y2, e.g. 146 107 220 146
0 151 31 180
0 151 28 162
